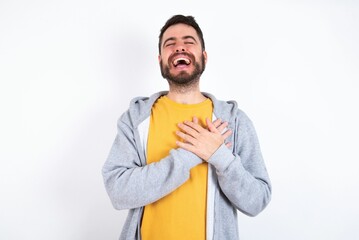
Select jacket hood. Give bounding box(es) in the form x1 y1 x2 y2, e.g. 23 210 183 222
122 91 239 129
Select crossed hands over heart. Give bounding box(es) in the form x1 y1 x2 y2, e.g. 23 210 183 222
176 116 232 161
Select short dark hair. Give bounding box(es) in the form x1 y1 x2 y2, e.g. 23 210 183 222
158 14 205 54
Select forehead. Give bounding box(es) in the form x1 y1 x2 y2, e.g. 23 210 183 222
162 23 199 42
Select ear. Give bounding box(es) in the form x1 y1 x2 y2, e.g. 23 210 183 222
158 55 162 63
203 51 208 64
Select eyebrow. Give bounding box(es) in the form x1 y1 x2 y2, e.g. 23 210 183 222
162 35 198 47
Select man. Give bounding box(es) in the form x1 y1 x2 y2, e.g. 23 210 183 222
102 14 272 240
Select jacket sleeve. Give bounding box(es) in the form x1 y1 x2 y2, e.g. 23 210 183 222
207 111 272 216
102 115 202 210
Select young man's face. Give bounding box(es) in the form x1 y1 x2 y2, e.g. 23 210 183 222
159 23 207 86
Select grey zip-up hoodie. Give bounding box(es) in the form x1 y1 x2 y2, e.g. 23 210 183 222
102 91 272 240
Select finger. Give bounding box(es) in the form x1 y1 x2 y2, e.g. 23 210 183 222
182 120 205 133
177 123 200 138
217 121 229 133
225 142 232 148
176 140 197 152
176 131 194 144
212 118 222 128
192 116 199 124
206 118 219 133
222 129 232 140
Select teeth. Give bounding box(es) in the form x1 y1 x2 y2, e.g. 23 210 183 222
174 57 190 66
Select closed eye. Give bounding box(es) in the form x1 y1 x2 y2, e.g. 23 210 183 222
165 43 175 47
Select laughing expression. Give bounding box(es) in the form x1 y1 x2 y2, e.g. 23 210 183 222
159 23 207 86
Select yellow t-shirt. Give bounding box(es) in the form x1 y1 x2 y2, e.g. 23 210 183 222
141 95 213 240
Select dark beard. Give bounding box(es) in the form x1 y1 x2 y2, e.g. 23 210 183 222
160 54 206 88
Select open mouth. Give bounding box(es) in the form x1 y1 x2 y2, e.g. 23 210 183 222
173 57 191 67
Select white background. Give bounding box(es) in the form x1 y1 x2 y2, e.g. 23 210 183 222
1 0 358 239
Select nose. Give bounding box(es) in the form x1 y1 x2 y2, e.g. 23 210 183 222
175 48 185 53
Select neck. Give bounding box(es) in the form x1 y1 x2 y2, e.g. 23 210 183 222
166 84 206 104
